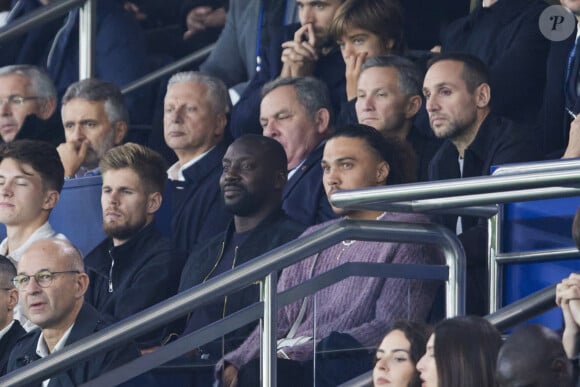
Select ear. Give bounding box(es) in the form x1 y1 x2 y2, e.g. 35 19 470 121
314 108 331 136
377 161 390 185
146 191 162 214
113 121 128 145
6 288 18 310
274 170 287 190
214 113 227 138
474 83 491 108
404 95 422 119
37 97 56 120
384 39 395 52
75 272 90 298
42 190 59 210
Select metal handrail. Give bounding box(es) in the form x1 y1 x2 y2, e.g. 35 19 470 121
0 0 84 44
330 165 580 316
121 43 215 95
330 168 580 210
0 219 465 386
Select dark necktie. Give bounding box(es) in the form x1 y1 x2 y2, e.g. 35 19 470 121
565 36 580 110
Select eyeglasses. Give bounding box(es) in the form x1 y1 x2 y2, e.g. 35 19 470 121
0 95 41 107
12 270 80 290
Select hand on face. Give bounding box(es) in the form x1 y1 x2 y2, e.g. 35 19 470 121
56 140 89 177
344 51 368 101
280 24 318 78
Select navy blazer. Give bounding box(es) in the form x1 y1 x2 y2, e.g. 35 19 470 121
282 145 335 227
170 140 232 254
6 303 147 387
0 320 25 376
229 22 346 138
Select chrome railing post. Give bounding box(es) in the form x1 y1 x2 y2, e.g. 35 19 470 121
443 227 466 317
261 272 278 387
488 211 501 313
78 0 95 79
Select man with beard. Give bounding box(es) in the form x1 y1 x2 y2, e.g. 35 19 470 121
57 79 128 179
177 134 305 386
422 53 539 315
84 143 182 351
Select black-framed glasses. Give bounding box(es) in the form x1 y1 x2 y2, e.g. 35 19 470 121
0 95 41 107
12 270 80 290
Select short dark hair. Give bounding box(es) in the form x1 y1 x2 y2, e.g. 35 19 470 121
99 143 167 194
262 77 335 126
330 0 405 54
381 321 431 387
434 316 502 387
331 124 417 185
427 53 490 93
0 140 64 192
234 134 288 174
361 55 423 97
0 255 16 289
62 78 129 125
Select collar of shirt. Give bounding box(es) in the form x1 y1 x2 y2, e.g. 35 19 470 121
36 322 75 358
288 158 306 180
167 146 215 181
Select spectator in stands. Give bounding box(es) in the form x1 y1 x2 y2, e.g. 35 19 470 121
58 79 128 179
219 124 443 387
540 0 580 157
1 0 150 126
84 143 182 351
198 0 260 102
417 315 502 387
0 140 65 330
178 134 305 386
164 72 232 254
260 76 335 226
7 238 143 385
0 256 24 376
228 0 346 137
329 0 404 101
423 53 540 315
496 324 573 387
438 0 549 128
0 65 63 147
356 56 441 181
373 321 430 387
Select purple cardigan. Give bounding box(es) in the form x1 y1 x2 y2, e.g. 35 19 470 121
222 212 444 369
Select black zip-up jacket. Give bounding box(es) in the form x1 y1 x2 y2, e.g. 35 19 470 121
178 208 305 360
84 222 184 348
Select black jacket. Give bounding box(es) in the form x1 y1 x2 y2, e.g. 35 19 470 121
6 303 144 387
84 222 183 348
178 209 305 359
0 320 25 376
169 139 232 254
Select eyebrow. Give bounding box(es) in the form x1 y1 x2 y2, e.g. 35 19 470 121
377 348 411 354
348 32 369 40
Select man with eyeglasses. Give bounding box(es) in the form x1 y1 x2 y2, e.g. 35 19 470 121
0 140 67 331
6 238 145 386
0 65 64 147
0 255 24 376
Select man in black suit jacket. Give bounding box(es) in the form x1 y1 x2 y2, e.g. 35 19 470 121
0 255 25 376
260 76 336 226
6 238 145 386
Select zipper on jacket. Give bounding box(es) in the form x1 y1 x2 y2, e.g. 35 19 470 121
108 249 115 293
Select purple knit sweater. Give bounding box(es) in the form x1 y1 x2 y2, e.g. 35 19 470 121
222 212 444 369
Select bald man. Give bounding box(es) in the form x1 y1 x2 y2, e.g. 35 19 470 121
6 239 143 386
496 324 573 387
